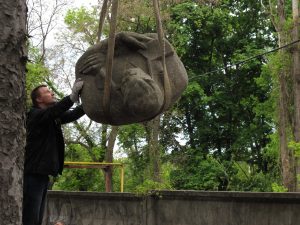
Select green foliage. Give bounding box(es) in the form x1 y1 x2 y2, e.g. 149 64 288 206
165 0 278 192
53 144 106 191
288 141 300 157
53 168 105 192
65 143 103 162
272 183 288 192
64 6 100 44
26 62 50 106
129 163 174 194
134 179 171 194
262 133 280 165
168 2 231 67
27 45 44 63
117 0 162 33
265 51 292 78
230 165 274 192
170 155 226 190
118 124 147 150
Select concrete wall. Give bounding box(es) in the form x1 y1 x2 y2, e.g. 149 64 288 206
43 190 300 225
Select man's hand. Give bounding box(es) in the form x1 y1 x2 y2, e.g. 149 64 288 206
70 78 84 103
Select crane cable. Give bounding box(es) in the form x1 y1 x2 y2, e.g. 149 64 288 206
97 0 118 123
96 0 108 43
189 39 300 82
152 0 172 112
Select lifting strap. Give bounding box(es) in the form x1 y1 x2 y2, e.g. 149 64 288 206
152 0 172 112
97 0 118 123
96 0 108 43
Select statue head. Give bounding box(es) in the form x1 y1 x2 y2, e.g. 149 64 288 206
75 32 188 125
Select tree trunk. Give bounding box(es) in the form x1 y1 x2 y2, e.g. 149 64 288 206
104 126 118 192
145 116 161 183
279 69 296 191
0 0 27 224
276 0 297 191
292 0 300 191
101 124 108 150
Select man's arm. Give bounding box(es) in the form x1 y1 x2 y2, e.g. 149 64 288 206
29 96 74 124
28 79 84 125
60 105 85 124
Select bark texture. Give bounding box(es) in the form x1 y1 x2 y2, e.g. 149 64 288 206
0 0 27 224
279 68 296 191
104 126 119 192
292 0 300 191
278 0 297 191
145 116 161 182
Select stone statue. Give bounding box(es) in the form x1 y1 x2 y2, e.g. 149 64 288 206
75 32 188 125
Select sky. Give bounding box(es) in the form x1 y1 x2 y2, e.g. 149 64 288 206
47 0 99 47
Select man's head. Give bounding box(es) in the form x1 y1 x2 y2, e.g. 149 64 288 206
31 85 56 108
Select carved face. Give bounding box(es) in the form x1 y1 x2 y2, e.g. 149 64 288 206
121 68 163 117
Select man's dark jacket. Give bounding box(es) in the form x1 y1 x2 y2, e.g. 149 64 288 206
24 96 85 177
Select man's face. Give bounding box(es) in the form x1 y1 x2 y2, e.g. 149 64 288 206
36 86 56 107
54 222 64 225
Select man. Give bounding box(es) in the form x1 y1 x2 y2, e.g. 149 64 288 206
23 79 84 225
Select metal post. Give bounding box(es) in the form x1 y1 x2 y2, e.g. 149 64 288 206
120 165 124 192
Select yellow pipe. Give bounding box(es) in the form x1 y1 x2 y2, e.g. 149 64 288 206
64 161 122 166
64 161 124 192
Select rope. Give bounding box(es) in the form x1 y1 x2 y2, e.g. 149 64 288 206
102 0 119 123
96 0 109 43
152 0 172 112
189 39 300 81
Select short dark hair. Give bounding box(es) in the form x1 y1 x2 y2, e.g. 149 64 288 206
31 85 47 107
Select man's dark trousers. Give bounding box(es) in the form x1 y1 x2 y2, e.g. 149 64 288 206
23 174 49 225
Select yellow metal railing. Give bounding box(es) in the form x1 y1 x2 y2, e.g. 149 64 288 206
64 161 124 192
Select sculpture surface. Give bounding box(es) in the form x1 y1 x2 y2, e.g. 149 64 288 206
76 32 188 125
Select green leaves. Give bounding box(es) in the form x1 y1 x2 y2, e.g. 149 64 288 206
64 6 100 44
170 155 226 190
165 0 279 191
26 62 50 106
118 124 146 150
288 141 300 158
